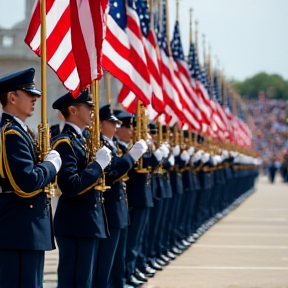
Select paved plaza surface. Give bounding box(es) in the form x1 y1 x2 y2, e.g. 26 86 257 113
44 176 288 288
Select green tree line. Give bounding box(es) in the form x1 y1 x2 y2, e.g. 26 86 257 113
233 72 288 99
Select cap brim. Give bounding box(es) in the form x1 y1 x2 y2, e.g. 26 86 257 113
108 115 122 125
86 101 94 107
22 87 42 97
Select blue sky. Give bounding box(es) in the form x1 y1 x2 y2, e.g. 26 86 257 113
0 0 287 81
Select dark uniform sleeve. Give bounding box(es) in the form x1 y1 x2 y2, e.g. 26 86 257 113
106 154 135 183
150 153 161 170
55 141 103 197
3 131 57 194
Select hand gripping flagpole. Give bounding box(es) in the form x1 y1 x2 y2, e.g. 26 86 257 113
90 80 110 191
39 0 55 198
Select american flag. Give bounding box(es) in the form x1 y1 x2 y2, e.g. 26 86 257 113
171 20 202 132
25 0 107 97
102 0 151 109
158 1 185 126
188 42 212 126
119 0 164 115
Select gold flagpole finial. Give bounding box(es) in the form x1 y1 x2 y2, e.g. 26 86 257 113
195 20 198 54
202 33 206 64
189 8 193 44
176 0 180 21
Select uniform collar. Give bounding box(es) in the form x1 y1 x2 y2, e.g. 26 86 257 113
102 134 117 151
65 122 83 137
1 112 27 132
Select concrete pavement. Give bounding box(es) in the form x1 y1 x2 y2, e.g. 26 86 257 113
44 175 288 288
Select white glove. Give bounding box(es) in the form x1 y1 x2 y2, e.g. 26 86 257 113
44 150 62 173
95 146 112 170
201 153 210 164
168 154 175 166
214 155 222 165
180 150 190 164
154 143 169 161
192 150 203 163
153 148 163 161
222 149 229 159
129 139 148 162
159 143 170 158
188 146 195 156
173 145 180 156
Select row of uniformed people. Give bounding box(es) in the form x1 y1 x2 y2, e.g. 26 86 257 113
0 68 152 288
0 68 259 288
111 113 259 287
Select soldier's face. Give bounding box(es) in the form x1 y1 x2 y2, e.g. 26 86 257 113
100 120 117 138
9 90 37 121
74 103 94 128
115 126 132 143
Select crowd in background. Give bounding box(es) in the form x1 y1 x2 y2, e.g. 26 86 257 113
244 99 288 182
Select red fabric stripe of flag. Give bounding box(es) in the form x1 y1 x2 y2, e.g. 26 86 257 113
177 60 203 132
160 50 185 126
143 31 164 113
25 0 107 98
172 61 200 131
70 0 107 88
194 79 212 126
209 100 228 137
231 116 251 147
103 4 151 109
118 29 165 115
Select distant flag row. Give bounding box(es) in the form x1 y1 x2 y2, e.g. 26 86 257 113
24 0 252 148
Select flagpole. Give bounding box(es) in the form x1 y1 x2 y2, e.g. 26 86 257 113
39 0 49 159
189 8 193 45
39 0 56 197
188 8 195 145
91 80 110 190
105 73 112 113
149 0 162 147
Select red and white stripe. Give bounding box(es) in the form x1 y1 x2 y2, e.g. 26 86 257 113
25 0 107 97
70 0 107 88
172 61 201 131
143 30 164 113
160 50 185 126
118 29 164 115
103 5 151 108
177 60 202 132
193 79 212 126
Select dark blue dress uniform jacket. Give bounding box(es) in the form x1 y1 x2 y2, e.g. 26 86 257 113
126 151 159 208
168 155 184 195
0 113 56 250
52 124 108 238
101 135 135 228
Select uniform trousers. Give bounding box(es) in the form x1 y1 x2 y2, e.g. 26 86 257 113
0 249 44 288
56 236 99 288
155 198 170 257
109 227 128 288
125 207 149 279
146 199 163 259
95 227 127 288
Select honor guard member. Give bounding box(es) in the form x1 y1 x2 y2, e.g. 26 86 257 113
95 105 148 288
51 91 112 288
0 68 62 288
121 119 168 286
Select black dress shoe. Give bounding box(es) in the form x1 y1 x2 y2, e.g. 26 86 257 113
134 269 148 282
137 264 156 277
147 260 163 271
126 275 144 287
155 257 168 266
166 250 176 260
159 254 170 263
171 246 182 255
